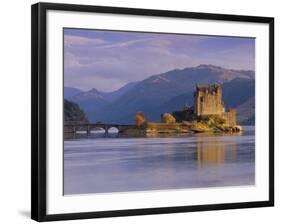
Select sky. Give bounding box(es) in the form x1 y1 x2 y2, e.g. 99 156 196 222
64 28 255 92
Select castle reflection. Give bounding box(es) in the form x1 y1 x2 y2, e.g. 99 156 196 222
196 134 240 167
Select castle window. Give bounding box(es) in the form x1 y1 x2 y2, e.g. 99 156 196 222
200 96 204 103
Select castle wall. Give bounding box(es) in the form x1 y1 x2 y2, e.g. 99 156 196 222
222 109 237 126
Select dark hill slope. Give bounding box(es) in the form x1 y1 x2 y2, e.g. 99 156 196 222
64 99 88 122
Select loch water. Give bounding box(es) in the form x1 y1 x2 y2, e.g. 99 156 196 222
64 126 255 195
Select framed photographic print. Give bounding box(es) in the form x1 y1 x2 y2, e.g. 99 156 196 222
31 2 274 222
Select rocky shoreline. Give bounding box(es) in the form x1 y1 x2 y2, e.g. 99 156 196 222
121 115 243 135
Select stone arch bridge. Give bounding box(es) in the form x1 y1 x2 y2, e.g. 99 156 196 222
64 121 135 135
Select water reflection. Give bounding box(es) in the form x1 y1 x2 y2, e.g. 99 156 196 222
196 138 237 167
64 127 254 194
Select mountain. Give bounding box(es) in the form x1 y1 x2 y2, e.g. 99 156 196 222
68 82 139 121
64 99 88 122
69 88 108 120
90 65 255 123
222 78 255 125
101 81 139 102
158 91 194 113
64 87 83 98
222 78 255 108
236 97 255 125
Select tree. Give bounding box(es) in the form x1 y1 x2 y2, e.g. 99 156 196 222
135 112 146 126
161 113 176 124
64 99 88 122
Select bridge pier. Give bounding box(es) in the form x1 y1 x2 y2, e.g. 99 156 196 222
104 126 109 135
86 125 90 135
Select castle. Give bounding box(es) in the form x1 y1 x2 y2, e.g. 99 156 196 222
173 83 237 126
125 83 241 135
194 84 225 116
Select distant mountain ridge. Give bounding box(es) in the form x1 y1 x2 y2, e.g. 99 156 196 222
65 81 139 102
66 82 139 120
64 87 83 98
65 64 255 125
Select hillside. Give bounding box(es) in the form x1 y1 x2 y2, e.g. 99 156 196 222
236 97 255 125
64 99 88 122
101 81 139 102
222 78 255 108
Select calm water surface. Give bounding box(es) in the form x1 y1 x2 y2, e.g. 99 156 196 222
64 126 255 195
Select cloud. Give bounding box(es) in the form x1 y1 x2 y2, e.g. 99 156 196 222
64 35 107 46
64 39 197 87
96 38 153 49
64 31 255 91
64 52 81 68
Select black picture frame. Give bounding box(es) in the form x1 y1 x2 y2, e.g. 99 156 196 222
31 2 274 222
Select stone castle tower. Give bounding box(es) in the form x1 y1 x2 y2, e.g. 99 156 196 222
194 83 225 116
194 83 237 126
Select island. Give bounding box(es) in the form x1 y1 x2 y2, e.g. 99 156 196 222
122 83 243 135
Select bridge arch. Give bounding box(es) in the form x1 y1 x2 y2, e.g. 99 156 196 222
89 127 106 134
107 126 119 133
64 123 135 135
